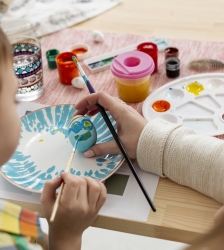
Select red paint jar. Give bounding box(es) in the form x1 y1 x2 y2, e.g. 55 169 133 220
137 42 158 74
56 52 79 85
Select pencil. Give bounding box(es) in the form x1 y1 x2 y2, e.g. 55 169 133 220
72 56 156 212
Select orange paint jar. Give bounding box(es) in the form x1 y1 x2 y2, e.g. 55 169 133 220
56 52 79 85
111 51 154 103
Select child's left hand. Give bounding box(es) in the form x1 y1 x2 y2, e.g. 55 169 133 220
40 173 107 250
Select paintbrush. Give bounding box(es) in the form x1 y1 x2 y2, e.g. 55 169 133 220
188 59 224 71
50 136 81 222
72 56 156 212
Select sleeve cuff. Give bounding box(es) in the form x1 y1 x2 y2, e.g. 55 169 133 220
136 118 180 177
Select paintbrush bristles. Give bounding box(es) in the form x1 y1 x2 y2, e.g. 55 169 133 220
188 59 224 71
72 56 78 63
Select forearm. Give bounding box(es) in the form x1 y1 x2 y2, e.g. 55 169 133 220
37 233 49 250
137 118 224 204
49 232 82 250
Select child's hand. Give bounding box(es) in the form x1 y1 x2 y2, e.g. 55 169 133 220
214 205 224 225
40 173 107 250
74 91 148 159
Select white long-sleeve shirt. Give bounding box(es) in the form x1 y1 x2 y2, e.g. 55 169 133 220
137 118 224 204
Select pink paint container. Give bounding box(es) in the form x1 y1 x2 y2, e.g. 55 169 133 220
111 51 154 102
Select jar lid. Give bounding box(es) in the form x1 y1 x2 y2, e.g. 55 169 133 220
137 42 158 54
111 51 154 80
46 49 60 69
68 43 91 61
166 57 180 71
56 51 77 65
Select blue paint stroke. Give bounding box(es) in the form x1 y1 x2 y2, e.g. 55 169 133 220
27 112 36 128
55 106 62 125
45 107 54 125
36 109 48 133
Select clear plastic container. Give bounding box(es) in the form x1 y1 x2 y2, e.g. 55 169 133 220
114 76 150 103
111 51 154 103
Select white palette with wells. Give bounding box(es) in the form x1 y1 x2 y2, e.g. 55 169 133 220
142 73 224 136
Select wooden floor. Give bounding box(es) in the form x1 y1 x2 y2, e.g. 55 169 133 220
75 0 224 42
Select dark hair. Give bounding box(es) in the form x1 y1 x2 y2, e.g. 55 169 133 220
0 28 12 89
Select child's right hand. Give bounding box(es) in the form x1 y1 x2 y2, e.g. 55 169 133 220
41 173 107 250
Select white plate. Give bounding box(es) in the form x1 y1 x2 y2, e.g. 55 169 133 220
1 105 124 193
142 73 224 136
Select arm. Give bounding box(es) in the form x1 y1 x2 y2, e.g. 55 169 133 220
41 174 106 250
74 91 224 204
137 118 224 204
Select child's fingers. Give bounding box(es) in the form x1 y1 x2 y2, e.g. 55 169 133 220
214 205 224 225
60 173 80 204
74 92 121 120
41 177 62 219
83 140 119 158
74 104 98 115
41 177 62 205
74 108 99 116
76 178 88 206
83 177 102 208
95 181 107 211
83 177 107 211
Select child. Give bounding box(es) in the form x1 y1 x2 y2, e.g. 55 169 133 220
1 22 224 248
0 27 106 250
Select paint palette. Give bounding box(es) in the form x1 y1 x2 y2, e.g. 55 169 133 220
142 73 224 136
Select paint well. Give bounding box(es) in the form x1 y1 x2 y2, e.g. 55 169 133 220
72 48 87 55
165 88 184 100
175 101 214 116
195 95 221 109
207 79 224 90
183 118 218 134
88 56 115 69
186 81 204 96
152 100 170 112
160 114 178 123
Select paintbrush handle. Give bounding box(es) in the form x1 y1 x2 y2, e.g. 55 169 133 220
50 149 76 222
65 150 76 172
50 182 65 222
96 103 156 212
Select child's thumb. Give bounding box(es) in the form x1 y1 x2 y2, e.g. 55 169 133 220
83 140 119 158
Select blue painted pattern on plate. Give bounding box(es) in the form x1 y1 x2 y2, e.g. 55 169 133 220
1 105 123 192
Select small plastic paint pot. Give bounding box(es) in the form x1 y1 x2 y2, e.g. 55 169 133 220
164 47 179 59
68 44 90 61
137 42 158 74
111 51 154 103
68 115 97 152
46 49 60 69
166 57 180 78
56 52 79 85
